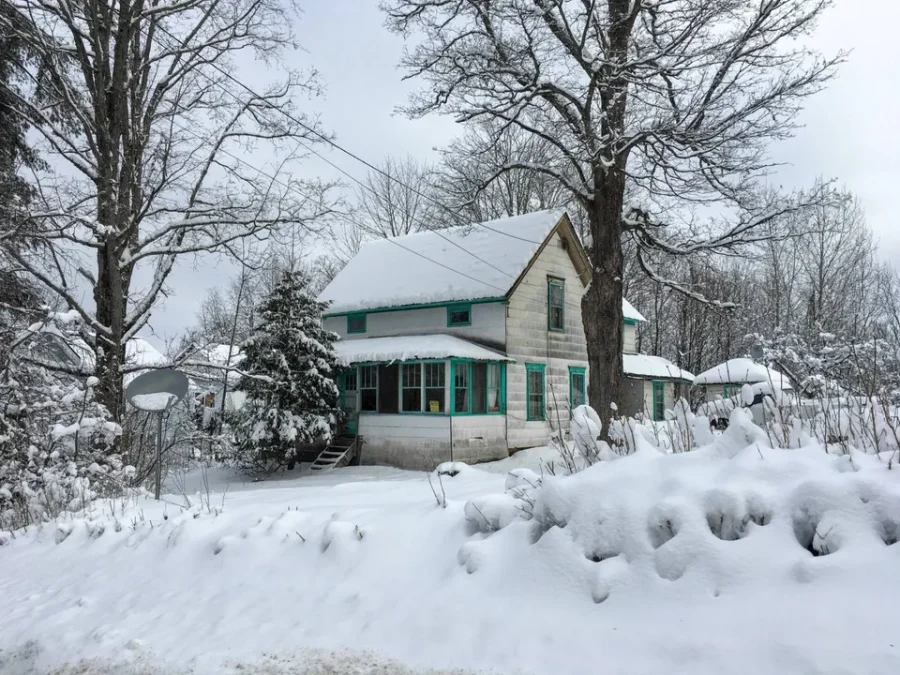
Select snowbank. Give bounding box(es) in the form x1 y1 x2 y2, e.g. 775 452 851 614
1 436 899 675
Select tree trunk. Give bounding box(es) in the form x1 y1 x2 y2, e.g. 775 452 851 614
94 240 127 422
582 170 626 434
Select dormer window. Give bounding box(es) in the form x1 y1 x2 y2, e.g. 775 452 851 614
446 303 472 327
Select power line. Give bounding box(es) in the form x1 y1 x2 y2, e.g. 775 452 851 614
151 22 544 247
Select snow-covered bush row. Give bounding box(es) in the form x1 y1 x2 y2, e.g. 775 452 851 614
0 365 129 530
460 412 900 605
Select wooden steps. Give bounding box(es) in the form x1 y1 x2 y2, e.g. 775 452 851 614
309 434 359 472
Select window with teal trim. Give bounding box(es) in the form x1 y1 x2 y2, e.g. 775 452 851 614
401 363 422 412
424 363 446 413
447 303 472 327
652 381 665 421
487 364 502 412
347 313 366 334
526 364 546 421
454 363 469 413
359 365 378 411
570 367 586 408
548 278 565 331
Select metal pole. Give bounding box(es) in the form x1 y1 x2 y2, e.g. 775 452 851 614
155 412 163 500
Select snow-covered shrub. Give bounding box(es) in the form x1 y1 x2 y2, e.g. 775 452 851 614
232 271 342 475
0 360 126 530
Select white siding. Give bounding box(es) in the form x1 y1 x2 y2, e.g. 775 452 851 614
623 323 637 354
357 414 452 470
505 231 589 449
325 302 506 348
450 415 508 464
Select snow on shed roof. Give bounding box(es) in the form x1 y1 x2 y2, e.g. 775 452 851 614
319 210 565 313
624 354 694 382
334 335 512 365
319 209 646 321
693 358 792 389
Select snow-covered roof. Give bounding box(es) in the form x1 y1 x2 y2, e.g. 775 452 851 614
693 358 792 389
127 337 167 368
623 354 694 382
318 209 645 322
334 335 512 365
622 299 646 323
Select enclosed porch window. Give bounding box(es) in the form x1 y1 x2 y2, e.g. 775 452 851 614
338 360 506 416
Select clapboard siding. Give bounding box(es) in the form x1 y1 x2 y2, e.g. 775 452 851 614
505 231 589 448
623 323 637 354
324 302 506 347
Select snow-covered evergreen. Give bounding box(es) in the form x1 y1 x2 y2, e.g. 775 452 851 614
233 271 341 474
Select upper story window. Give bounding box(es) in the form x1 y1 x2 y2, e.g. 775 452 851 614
548 278 565 331
446 303 472 327
347 313 367 334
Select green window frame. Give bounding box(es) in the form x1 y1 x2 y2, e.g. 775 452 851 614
424 362 446 413
450 361 506 416
359 365 378 411
401 363 422 412
526 363 546 421
446 303 472 327
347 313 367 334
548 278 565 332
652 381 665 421
569 366 586 409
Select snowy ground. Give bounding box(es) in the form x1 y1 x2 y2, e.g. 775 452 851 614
1 434 899 675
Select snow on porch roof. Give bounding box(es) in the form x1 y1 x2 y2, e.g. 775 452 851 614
624 353 694 382
319 210 565 314
334 335 512 365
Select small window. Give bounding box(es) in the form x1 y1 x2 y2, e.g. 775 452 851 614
360 365 378 411
487 364 502 412
424 362 446 413
347 313 367 334
401 363 422 412
548 278 565 331
652 381 665 421
570 367 586 409
526 364 546 421
447 303 472 327
454 362 469 413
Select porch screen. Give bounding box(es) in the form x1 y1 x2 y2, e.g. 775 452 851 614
360 366 377 412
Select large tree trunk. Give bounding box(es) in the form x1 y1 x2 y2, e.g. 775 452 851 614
583 169 627 432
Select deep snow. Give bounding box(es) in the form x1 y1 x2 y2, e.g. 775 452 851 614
1 439 899 675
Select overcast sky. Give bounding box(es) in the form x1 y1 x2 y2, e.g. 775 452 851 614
145 0 900 350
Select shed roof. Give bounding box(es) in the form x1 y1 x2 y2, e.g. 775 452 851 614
624 354 695 382
334 335 511 365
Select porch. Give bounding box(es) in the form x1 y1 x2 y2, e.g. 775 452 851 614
333 335 513 469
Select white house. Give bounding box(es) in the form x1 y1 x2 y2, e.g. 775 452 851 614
317 209 690 469
693 358 793 401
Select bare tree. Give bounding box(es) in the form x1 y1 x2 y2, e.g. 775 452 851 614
1 0 337 422
436 120 575 228
384 0 842 422
357 155 436 238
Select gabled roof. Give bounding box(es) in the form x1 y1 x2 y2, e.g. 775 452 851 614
318 209 645 321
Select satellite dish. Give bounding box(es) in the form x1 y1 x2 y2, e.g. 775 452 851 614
126 368 189 412
749 345 765 362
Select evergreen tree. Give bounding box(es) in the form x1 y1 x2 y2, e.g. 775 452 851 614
233 271 341 473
